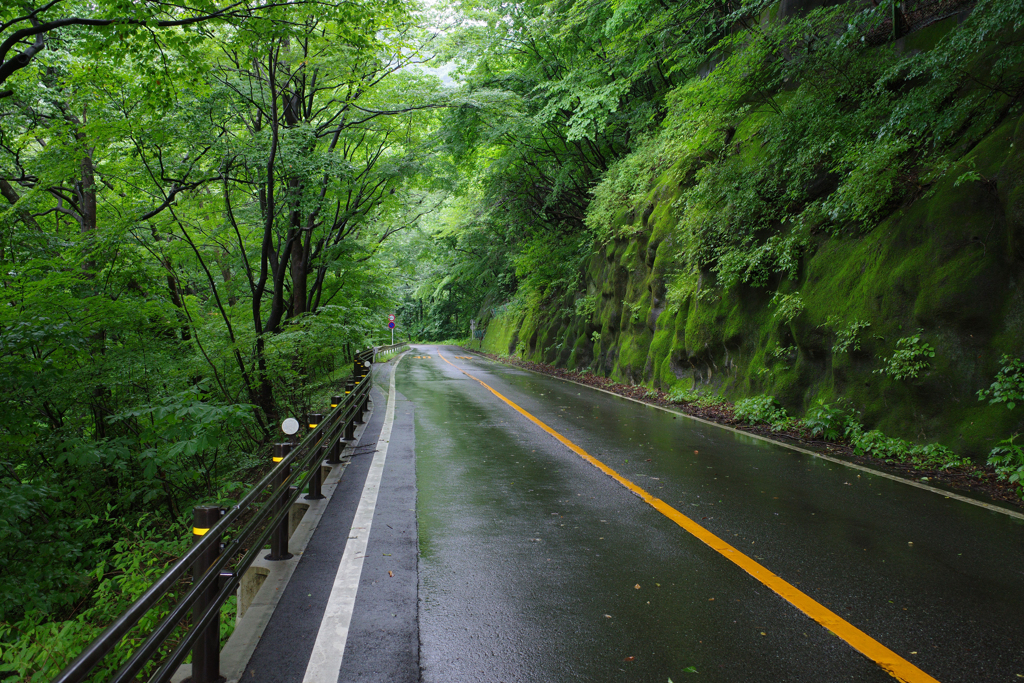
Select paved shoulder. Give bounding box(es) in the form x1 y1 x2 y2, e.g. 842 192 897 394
242 386 389 683
336 389 418 682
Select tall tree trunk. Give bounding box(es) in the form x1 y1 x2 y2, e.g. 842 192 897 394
163 257 191 341
77 146 108 437
220 257 238 307
78 151 98 273
289 188 308 316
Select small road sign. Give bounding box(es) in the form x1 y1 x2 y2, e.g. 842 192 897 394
388 314 396 322
388 321 396 329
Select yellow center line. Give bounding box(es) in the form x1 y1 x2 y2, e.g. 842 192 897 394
436 351 939 683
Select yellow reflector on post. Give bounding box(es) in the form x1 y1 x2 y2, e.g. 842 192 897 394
309 423 318 429
193 527 209 536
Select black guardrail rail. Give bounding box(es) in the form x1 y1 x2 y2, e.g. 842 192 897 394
54 350 380 683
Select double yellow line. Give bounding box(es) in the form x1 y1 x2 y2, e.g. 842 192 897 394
437 352 939 683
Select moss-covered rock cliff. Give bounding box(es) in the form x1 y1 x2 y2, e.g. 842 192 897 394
482 13 1024 459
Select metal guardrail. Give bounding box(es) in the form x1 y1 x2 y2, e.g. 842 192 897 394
54 350 378 683
373 341 409 361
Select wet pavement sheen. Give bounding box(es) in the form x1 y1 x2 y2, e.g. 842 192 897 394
403 345 1024 683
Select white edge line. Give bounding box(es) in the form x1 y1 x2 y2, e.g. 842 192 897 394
173 408 378 683
301 352 405 683
457 347 1024 522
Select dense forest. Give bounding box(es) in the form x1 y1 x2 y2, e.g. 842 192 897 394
0 0 442 676
2 0 1024 677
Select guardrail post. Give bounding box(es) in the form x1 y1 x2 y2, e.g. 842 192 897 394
191 505 224 683
268 444 293 561
354 388 366 424
343 410 356 439
306 443 327 500
304 416 325 501
327 396 343 464
326 434 343 464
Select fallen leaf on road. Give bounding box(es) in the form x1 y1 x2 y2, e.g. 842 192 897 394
388 571 394 577
604 614 612 618
635 584 641 589
624 656 635 662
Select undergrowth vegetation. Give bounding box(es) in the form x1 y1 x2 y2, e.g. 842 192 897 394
0 517 237 682
690 392 972 472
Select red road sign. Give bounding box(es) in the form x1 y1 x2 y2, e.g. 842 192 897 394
388 314 396 322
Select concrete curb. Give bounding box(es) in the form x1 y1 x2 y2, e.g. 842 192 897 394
172 398 378 683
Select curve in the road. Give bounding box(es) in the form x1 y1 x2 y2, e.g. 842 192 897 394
437 350 941 683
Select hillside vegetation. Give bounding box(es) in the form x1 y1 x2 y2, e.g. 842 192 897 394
421 0 1024 469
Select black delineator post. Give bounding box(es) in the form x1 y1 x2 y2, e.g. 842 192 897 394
354 391 366 424
359 384 370 420
304 415 324 501
190 506 225 683
268 443 293 561
326 435 343 464
327 396 344 464
306 443 326 500
344 410 357 440
353 373 366 424
303 444 323 501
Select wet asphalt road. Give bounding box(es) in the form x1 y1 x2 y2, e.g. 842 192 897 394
403 345 1024 683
